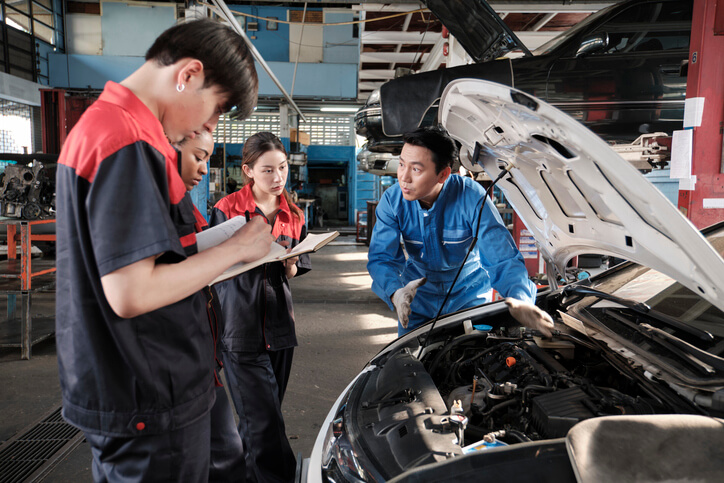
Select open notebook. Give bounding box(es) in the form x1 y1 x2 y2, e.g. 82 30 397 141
196 216 339 285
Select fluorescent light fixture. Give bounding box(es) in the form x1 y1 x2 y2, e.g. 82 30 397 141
320 107 359 113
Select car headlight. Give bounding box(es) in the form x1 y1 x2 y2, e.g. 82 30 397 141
321 402 370 482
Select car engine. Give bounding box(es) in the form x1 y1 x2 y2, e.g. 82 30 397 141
0 162 56 219
426 330 671 445
339 319 700 480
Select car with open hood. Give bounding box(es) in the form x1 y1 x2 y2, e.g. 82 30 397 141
305 79 724 483
356 0 692 154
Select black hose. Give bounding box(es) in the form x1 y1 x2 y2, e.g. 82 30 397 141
427 332 489 378
481 399 517 417
506 429 532 443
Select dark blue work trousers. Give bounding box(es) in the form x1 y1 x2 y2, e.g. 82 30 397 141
85 383 245 482
222 348 296 483
209 383 247 482
85 411 211 482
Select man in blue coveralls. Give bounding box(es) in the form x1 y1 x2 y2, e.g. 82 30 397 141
368 126 554 337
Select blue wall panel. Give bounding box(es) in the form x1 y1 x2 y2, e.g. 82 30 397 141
355 169 376 215
101 3 176 56
49 53 144 88
644 168 679 206
230 5 291 62
323 12 359 64
190 174 210 221
49 55 356 99
258 61 357 99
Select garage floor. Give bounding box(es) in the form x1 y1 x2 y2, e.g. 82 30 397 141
0 235 398 480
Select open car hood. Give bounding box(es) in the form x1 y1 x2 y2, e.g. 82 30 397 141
424 0 530 63
439 79 724 314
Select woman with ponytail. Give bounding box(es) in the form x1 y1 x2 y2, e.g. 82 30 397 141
210 131 310 483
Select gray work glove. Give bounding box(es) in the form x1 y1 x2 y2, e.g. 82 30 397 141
505 298 555 337
392 277 427 328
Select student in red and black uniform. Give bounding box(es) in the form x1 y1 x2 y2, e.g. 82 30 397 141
55 20 275 481
175 131 245 482
210 132 311 483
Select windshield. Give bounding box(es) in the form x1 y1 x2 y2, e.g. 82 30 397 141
533 3 618 55
586 226 724 338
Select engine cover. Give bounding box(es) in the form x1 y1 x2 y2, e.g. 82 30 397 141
531 387 596 438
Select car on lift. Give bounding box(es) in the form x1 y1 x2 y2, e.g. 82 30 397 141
356 0 692 154
357 145 399 177
305 79 724 483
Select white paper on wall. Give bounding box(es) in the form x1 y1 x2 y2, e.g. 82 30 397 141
683 97 705 128
703 198 724 209
670 129 693 179
679 175 697 191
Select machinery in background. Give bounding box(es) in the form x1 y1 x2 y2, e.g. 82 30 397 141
609 133 671 172
0 154 58 220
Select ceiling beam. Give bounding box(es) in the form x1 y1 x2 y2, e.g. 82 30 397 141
490 2 614 13
531 12 557 31
420 36 446 71
389 12 414 70
352 1 614 14
361 31 441 44
359 81 386 91
359 70 396 80
361 51 429 63
352 4 426 13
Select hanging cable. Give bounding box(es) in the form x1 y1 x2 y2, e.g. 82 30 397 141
411 11 434 69
197 4 428 27
290 2 307 98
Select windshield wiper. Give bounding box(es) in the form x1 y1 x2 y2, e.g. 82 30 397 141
640 323 724 373
603 309 716 376
562 284 715 342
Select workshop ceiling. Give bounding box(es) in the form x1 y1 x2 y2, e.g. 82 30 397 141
352 1 616 100
222 1 616 101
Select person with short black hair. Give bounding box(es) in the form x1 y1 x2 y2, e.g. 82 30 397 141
367 126 554 336
55 19 273 481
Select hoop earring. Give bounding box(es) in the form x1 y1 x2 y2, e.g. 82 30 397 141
176 83 185 93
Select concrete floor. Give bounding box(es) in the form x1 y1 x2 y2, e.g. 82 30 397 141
0 236 398 480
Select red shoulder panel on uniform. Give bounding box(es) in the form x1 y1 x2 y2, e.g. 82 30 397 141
58 82 182 204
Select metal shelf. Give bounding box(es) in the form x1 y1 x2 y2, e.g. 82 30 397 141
0 219 56 359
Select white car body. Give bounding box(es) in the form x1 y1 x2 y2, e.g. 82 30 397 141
305 79 724 483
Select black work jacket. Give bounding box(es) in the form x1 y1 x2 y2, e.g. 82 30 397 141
55 82 216 437
210 184 311 352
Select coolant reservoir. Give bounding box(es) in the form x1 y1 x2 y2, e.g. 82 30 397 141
446 384 487 416
463 319 493 334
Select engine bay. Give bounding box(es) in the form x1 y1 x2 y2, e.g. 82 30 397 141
346 315 705 478
424 328 672 444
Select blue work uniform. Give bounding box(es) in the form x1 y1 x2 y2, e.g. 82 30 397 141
368 174 536 335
